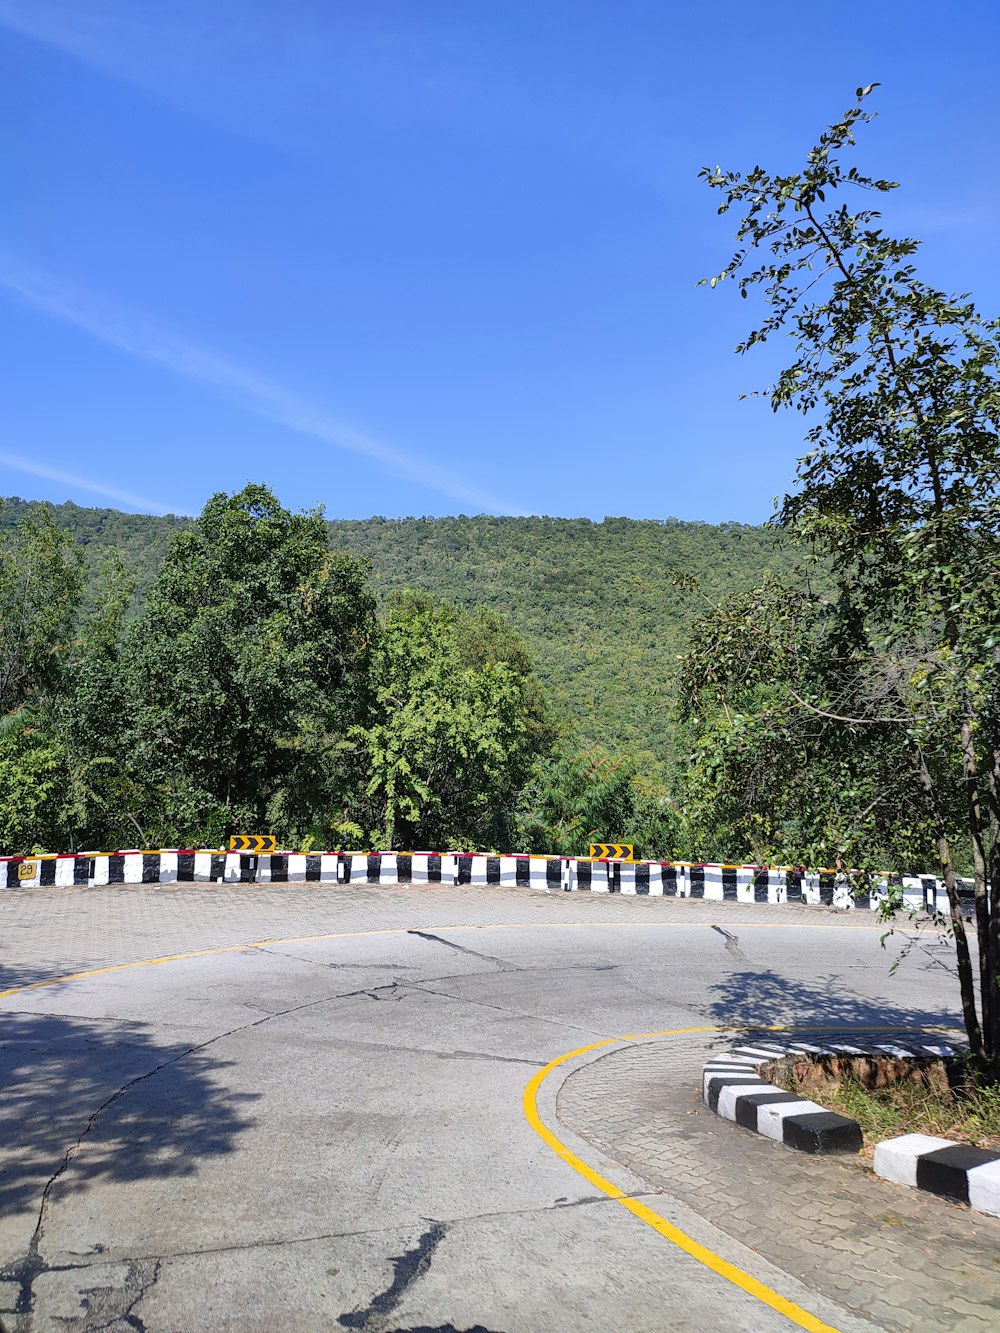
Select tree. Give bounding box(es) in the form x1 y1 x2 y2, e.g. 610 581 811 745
0 505 83 853
515 738 681 858
56 552 147 850
122 485 376 847
0 502 82 718
700 86 1000 1073
675 574 943 871
360 590 551 849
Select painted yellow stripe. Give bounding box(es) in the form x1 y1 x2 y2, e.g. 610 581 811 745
523 1024 953 1333
0 919 951 1325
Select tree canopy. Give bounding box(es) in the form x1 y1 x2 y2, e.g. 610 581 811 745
361 590 552 850
699 85 1000 1072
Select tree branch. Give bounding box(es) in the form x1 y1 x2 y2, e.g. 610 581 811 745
785 682 924 726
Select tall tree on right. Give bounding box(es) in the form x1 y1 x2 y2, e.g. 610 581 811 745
700 86 1000 1074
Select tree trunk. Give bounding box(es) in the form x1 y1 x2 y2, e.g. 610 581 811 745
960 713 994 1060
914 745 985 1062
984 737 1000 1069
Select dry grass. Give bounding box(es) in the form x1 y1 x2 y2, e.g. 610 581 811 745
764 1054 1000 1155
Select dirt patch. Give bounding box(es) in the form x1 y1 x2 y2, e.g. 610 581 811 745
762 1053 1000 1156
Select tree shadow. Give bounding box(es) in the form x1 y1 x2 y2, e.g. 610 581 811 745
0 1010 260 1220
705 968 964 1044
0 959 94 995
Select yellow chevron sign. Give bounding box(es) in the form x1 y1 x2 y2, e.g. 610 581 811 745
229 835 276 854
589 843 634 861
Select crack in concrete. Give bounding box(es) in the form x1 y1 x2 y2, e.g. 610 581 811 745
0 984 372 1321
251 946 419 973
404 982 609 1040
434 1049 542 1067
710 925 746 961
338 1222 448 1331
406 931 514 971
0 951 629 1326
24 1192 662 1274
75 1256 162 1332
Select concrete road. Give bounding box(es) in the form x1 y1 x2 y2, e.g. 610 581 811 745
0 884 975 1332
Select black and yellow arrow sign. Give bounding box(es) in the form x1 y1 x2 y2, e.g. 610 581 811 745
589 843 634 861
229 835 276 854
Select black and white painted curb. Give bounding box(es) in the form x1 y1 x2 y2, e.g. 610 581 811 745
874 1134 1000 1216
703 1042 863 1155
705 1039 1000 1218
0 849 976 916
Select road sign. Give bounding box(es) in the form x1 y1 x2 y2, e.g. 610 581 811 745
17 859 37 880
229 835 276 854
589 843 634 861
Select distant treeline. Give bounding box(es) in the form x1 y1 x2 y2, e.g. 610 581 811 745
0 497 801 776
0 488 708 857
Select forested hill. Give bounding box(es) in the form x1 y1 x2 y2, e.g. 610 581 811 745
1 498 795 772
329 517 796 770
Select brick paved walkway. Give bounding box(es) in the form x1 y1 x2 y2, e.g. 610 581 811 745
556 1037 1000 1332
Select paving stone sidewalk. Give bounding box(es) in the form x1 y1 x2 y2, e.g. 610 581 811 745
556 1036 1000 1332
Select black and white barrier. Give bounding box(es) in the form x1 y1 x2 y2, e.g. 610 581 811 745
704 1040 1000 1218
0 849 973 914
703 1044 863 1154
874 1135 1000 1217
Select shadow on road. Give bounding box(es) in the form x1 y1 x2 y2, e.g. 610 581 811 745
0 959 97 994
0 1011 259 1219
706 968 963 1037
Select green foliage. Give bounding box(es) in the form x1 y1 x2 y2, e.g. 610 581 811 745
121 484 377 847
675 575 938 869
0 506 85 853
0 714 66 853
0 497 185 618
361 590 551 849
0 502 82 715
0 502 801 787
328 515 797 777
514 740 680 858
700 85 1000 1068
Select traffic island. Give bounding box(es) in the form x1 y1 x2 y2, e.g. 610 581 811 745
703 1039 1000 1218
703 1049 863 1154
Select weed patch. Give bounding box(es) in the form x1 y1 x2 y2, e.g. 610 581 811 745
764 1054 1000 1155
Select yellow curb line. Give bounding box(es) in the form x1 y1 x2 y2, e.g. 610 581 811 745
523 1024 955 1333
0 924 955 1327
0 916 926 1000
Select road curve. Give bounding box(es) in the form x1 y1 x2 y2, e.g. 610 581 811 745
0 883 987 1332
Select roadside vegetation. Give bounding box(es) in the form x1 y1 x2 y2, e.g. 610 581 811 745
768 1057 1000 1153
0 486 680 857
3 86 1000 1081
0 499 800 776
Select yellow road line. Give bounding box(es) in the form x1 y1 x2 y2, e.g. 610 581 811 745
0 921 951 1327
523 1024 953 1333
0 916 929 1000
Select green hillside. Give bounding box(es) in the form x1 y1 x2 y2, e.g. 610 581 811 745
327 516 797 771
1 498 795 773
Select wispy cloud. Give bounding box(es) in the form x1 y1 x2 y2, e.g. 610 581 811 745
0 3 104 65
0 447 186 514
0 257 524 514
0 2 673 194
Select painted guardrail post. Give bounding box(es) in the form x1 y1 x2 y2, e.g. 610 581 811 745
0 849 972 919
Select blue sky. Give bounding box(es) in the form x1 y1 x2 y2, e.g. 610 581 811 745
2 1 998 521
